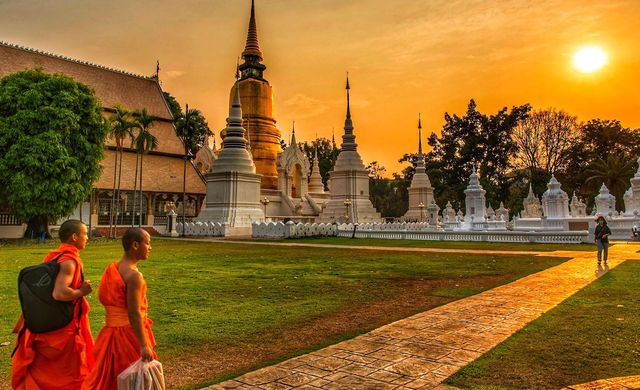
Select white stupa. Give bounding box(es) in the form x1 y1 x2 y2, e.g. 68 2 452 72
196 78 264 235
521 184 542 218
307 140 326 195
541 174 570 218
570 192 587 217
319 76 381 223
463 165 487 223
624 156 640 215
594 183 616 216
403 114 435 221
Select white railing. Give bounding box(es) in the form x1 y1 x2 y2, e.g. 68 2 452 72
0 213 21 226
336 224 588 244
252 221 337 239
176 221 227 237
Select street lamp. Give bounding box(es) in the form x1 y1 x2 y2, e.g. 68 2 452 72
343 199 352 223
260 197 270 220
418 202 425 222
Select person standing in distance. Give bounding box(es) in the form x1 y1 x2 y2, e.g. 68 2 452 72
594 216 612 266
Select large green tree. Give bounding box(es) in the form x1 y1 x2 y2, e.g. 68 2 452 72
561 119 640 208
0 69 108 236
425 99 530 208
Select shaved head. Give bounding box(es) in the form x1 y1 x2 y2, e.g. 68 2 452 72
122 227 148 251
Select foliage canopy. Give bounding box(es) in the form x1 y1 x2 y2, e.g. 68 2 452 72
0 69 108 231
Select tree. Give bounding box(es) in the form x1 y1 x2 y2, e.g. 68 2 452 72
585 154 637 210
107 105 135 237
425 99 530 206
366 161 386 179
512 108 579 178
162 91 182 120
164 91 212 155
562 119 640 206
0 69 108 236
131 109 158 226
174 106 212 156
299 138 341 187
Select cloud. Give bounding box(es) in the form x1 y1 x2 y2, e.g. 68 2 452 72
164 70 186 79
283 93 329 118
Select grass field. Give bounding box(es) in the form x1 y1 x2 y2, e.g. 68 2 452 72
0 239 567 389
277 236 597 252
446 260 640 389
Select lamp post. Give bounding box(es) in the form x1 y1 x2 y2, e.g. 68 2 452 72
418 202 425 222
260 197 270 220
343 199 352 223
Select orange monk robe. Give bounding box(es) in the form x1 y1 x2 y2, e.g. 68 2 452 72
12 243 95 390
82 262 156 390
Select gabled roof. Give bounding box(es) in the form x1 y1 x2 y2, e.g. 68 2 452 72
0 41 188 156
0 41 205 192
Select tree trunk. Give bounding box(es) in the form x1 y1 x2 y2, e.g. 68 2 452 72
138 153 144 227
131 151 140 227
109 149 119 238
24 215 49 240
115 148 124 229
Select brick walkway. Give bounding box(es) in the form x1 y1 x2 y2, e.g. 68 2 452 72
563 375 640 389
206 244 640 390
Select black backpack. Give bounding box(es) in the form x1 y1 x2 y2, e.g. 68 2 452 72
13 254 83 356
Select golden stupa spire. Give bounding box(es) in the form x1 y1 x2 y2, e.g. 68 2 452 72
242 0 263 60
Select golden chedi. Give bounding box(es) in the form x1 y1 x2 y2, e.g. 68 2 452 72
226 0 282 190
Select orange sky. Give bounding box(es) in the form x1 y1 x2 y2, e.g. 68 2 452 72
1 0 639 174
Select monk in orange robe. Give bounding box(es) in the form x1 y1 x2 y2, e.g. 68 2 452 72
82 227 156 390
12 220 95 390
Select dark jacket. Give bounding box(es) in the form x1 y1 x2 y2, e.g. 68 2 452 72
595 224 612 243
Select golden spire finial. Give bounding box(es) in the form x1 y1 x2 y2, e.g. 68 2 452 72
242 0 263 60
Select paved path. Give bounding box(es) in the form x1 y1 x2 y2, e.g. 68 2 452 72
206 244 640 389
563 375 640 389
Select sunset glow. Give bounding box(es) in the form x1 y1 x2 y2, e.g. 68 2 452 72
573 47 608 73
0 0 638 174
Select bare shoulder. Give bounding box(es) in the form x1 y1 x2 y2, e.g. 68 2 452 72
122 269 144 288
57 259 77 275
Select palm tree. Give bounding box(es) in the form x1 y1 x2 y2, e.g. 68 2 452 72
174 105 209 226
132 109 158 227
108 105 135 237
586 154 636 210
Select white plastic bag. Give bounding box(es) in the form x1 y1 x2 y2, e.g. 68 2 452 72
117 359 166 390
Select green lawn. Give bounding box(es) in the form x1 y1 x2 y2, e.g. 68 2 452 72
278 236 597 252
446 260 640 389
0 239 567 388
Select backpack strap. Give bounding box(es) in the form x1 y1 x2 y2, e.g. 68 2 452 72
52 253 85 334
11 324 26 358
76 269 84 335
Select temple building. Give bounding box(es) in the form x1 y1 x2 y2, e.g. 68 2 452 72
0 41 206 237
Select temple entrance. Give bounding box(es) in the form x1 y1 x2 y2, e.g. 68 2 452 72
291 164 302 198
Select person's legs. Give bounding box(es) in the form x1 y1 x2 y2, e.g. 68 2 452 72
603 241 609 263
597 240 603 264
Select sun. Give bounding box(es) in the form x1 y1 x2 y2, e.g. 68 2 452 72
573 47 608 73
